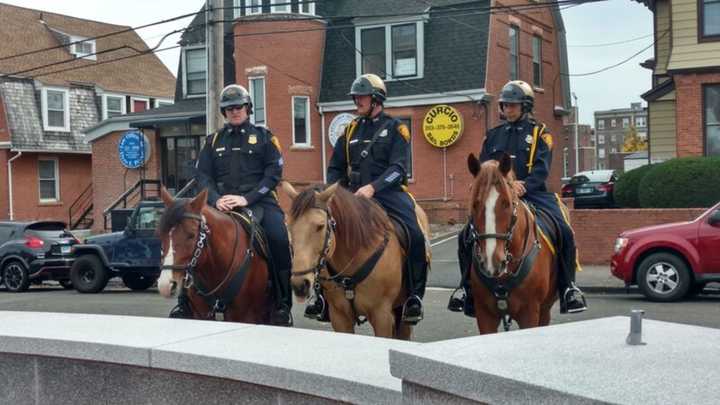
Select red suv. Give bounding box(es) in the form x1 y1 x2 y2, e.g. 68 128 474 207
611 202 720 301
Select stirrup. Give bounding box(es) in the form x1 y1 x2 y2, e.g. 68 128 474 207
562 286 587 314
304 293 327 320
401 295 423 324
447 288 465 312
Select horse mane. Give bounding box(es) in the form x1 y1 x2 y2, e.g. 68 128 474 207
469 160 516 212
289 184 392 251
157 198 191 236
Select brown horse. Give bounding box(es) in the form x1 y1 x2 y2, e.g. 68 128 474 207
281 182 429 340
156 187 272 323
466 153 558 333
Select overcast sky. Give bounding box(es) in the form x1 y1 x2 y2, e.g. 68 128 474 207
5 0 653 125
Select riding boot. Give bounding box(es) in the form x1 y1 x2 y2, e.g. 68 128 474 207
448 224 475 317
558 246 587 314
304 290 330 322
270 268 293 327
169 287 192 319
562 282 588 314
402 260 427 324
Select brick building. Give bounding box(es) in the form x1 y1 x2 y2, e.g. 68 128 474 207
86 0 573 227
562 106 596 177
593 103 648 170
636 0 720 161
0 3 175 228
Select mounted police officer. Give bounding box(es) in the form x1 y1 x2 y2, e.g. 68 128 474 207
169 84 293 326
449 80 587 316
304 73 428 324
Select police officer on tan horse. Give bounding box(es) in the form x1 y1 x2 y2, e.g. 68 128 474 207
304 73 428 324
449 80 587 316
169 84 293 326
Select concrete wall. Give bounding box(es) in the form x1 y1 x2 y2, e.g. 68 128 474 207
1 312 717 404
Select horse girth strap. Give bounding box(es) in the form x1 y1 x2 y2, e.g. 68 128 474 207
325 233 389 290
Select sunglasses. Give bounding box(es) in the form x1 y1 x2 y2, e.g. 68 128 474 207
226 105 245 112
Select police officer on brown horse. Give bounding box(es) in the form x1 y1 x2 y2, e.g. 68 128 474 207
304 73 428 324
449 80 587 316
169 84 293 326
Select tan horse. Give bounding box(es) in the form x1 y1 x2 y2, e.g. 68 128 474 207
466 153 558 333
282 182 430 340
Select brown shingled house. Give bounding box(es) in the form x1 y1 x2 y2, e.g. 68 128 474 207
0 3 175 228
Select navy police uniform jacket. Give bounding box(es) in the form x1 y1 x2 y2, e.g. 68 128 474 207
196 121 283 208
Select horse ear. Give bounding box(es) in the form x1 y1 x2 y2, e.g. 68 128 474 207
281 180 299 200
498 152 512 176
190 188 208 212
317 182 339 202
467 153 480 177
160 186 174 207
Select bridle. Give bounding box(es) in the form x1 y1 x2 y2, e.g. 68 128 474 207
290 207 336 279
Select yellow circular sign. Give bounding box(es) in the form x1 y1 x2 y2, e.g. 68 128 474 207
422 105 464 148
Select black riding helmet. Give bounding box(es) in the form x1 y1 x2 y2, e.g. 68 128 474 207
498 80 534 113
220 84 253 115
348 73 387 103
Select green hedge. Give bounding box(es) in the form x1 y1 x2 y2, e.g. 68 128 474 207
614 164 654 208
638 157 720 208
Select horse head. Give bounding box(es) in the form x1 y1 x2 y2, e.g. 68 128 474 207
282 181 338 301
156 187 209 298
467 152 521 276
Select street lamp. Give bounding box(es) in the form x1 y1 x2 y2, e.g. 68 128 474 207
572 92 579 175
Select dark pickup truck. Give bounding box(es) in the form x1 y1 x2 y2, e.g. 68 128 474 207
70 201 163 293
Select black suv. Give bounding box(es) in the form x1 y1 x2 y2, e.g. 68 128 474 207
0 221 79 292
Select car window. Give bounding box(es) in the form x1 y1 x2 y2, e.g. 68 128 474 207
25 222 68 239
136 207 163 230
0 225 14 243
570 175 590 185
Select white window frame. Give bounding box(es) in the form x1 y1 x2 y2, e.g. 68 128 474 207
299 0 316 15
355 19 425 81
70 36 96 60
291 96 311 147
38 158 60 203
130 96 150 113
154 98 174 108
598 134 605 144
233 0 242 18
622 117 630 128
248 76 267 127
271 0 290 13
182 45 207 98
598 149 606 159
611 134 617 143
598 119 605 130
102 94 126 120
41 87 70 132
635 116 647 127
611 119 617 128
246 0 263 15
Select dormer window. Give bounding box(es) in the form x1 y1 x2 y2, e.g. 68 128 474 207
271 0 290 13
355 20 425 81
299 0 315 15
183 46 207 98
71 37 96 60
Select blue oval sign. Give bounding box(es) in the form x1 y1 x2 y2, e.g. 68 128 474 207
118 131 146 169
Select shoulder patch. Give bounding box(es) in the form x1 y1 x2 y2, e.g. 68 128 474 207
540 132 553 150
397 123 411 142
270 135 282 153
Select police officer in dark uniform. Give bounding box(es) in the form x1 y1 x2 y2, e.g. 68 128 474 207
304 73 428 324
448 80 587 316
169 84 293 326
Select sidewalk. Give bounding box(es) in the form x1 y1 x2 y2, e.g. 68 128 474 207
576 265 635 293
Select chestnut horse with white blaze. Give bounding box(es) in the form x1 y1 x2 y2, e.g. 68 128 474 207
282 182 430 340
466 153 558 333
156 187 272 323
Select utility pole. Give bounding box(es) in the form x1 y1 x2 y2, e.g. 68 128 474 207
206 0 225 134
572 92 579 175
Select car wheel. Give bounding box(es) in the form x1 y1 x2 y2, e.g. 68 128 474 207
70 255 109 294
3 261 30 292
59 279 74 290
637 253 692 302
121 273 157 291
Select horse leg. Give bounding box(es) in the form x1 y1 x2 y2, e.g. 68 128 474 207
539 307 552 326
328 304 355 334
394 307 413 341
368 306 396 338
475 309 501 334
514 305 541 329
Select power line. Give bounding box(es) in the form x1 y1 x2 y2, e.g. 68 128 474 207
568 33 654 48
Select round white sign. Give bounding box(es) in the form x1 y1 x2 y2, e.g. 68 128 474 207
328 113 356 148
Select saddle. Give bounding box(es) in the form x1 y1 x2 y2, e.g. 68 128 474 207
527 203 562 256
227 210 270 260
388 214 410 253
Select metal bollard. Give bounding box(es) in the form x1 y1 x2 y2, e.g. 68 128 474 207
626 309 646 346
